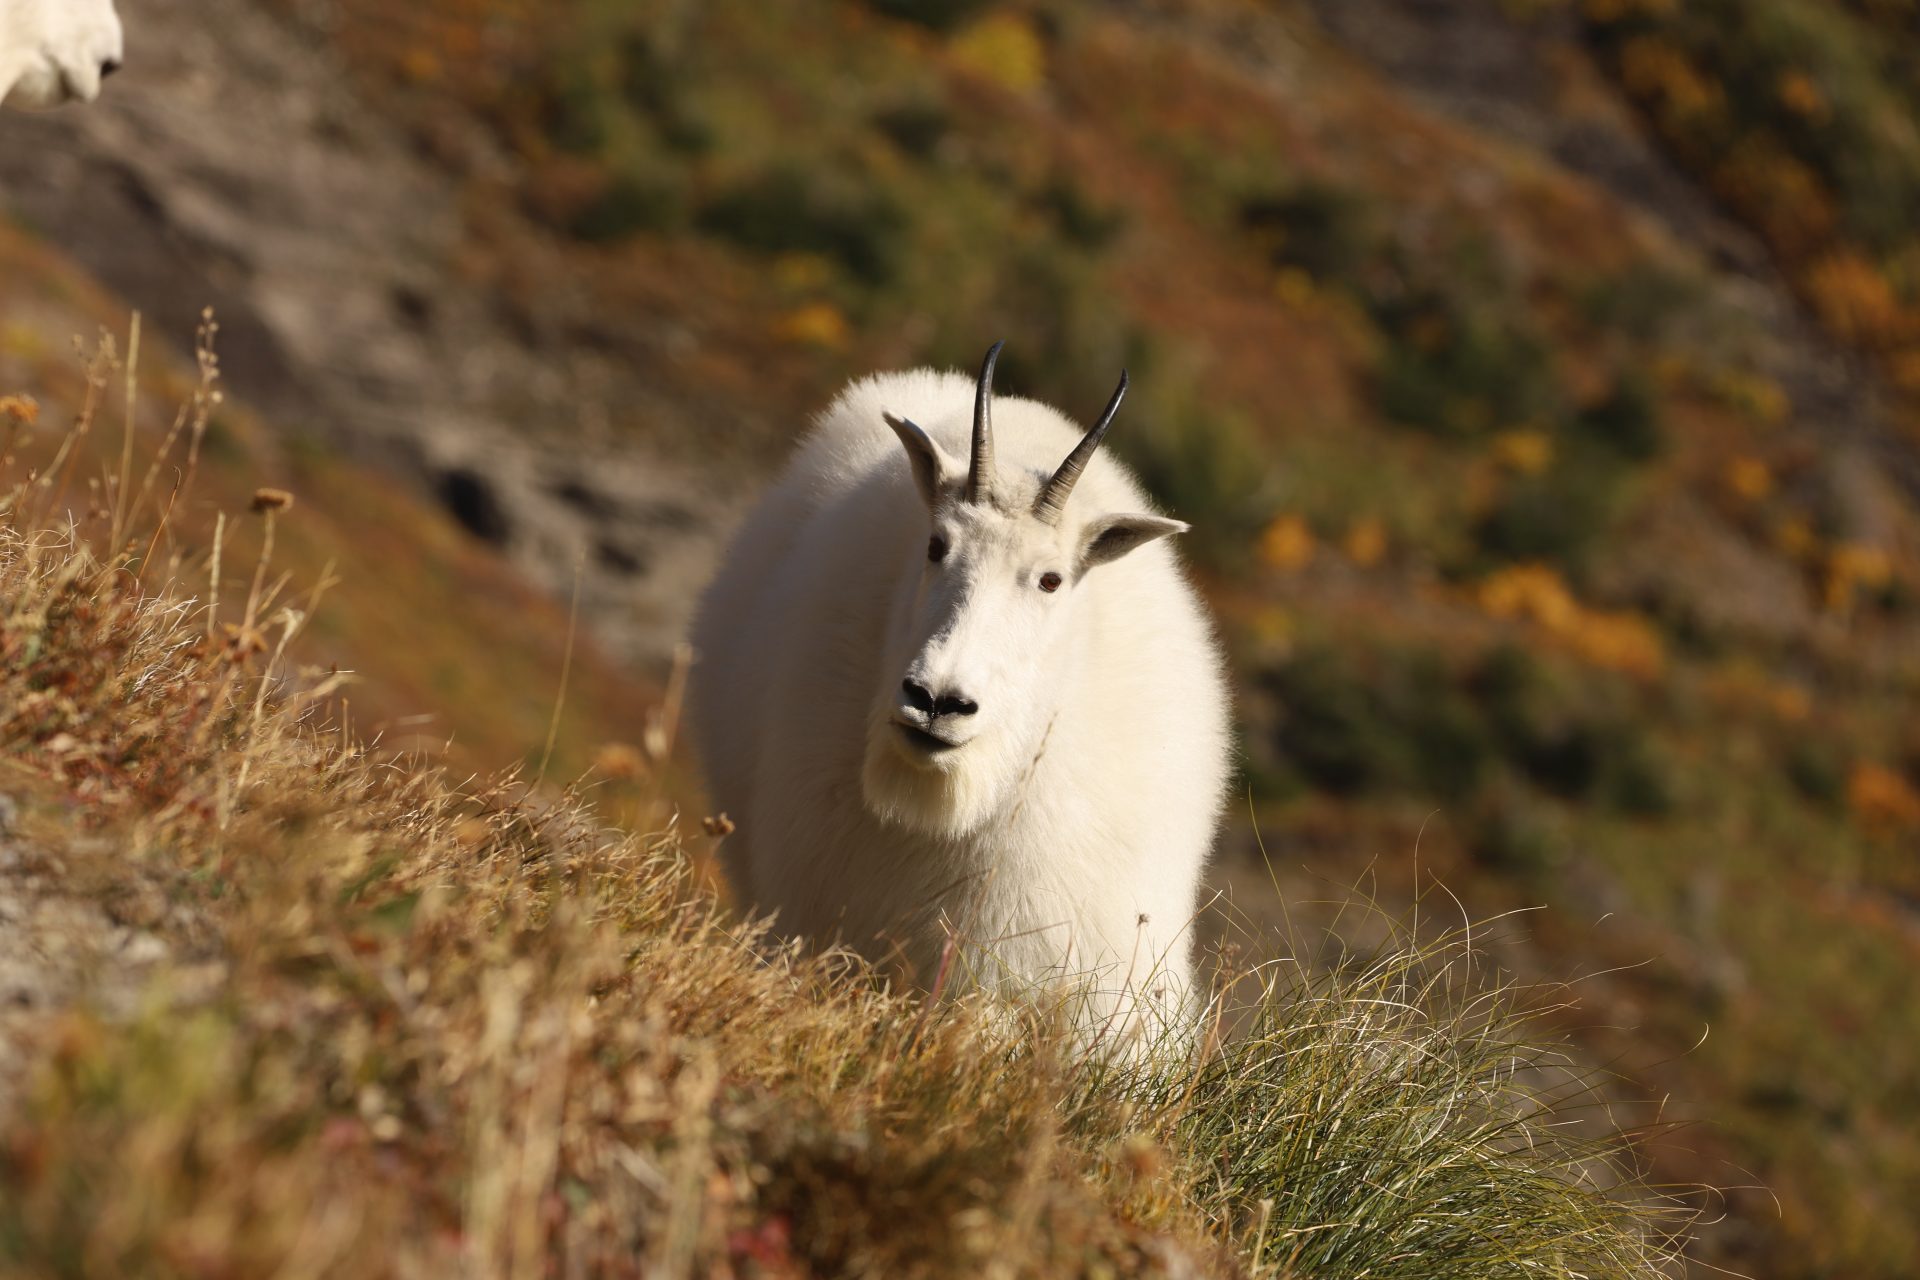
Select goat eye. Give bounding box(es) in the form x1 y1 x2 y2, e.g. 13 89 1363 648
1039 571 1063 593
928 536 948 563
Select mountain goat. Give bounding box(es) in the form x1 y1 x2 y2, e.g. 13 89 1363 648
0 0 122 110
688 342 1231 1037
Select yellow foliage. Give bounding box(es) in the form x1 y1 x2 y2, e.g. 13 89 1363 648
1823 541 1895 612
1806 251 1905 348
1259 514 1316 572
1480 564 1580 630
1848 763 1920 832
775 302 850 350
1725 455 1774 501
1477 564 1664 677
951 13 1047 95
1343 518 1389 568
1568 612 1665 680
1492 429 1554 475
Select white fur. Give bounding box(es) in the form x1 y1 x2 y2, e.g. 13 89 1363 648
688 366 1231 1037
0 0 122 110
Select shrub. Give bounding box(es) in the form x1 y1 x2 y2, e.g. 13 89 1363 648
1469 646 1671 811
1372 296 1558 440
698 169 908 284
1574 370 1665 462
1468 785 1566 877
1039 178 1126 251
1239 182 1378 279
567 163 687 241
1786 739 1849 810
861 0 996 32
1118 400 1275 571
1257 644 1493 800
1260 645 1400 795
1472 454 1622 571
874 97 953 159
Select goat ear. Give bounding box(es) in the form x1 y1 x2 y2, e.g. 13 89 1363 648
883 411 953 509
1079 513 1188 570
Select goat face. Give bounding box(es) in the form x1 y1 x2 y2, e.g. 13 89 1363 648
859 344 1184 839
2 0 123 110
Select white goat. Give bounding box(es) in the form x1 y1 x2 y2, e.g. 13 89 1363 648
688 343 1231 1036
0 0 122 110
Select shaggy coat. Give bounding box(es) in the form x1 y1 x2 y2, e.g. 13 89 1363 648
688 366 1230 1029
0 0 121 110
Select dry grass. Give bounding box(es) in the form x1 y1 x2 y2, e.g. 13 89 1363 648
0 331 1692 1278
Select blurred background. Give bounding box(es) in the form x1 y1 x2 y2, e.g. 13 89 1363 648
3 0 1918 1274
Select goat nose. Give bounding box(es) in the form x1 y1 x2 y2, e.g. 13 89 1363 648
101 59 122 78
934 693 979 718
902 679 978 719
901 679 934 715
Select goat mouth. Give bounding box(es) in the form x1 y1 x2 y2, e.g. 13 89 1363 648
893 721 962 755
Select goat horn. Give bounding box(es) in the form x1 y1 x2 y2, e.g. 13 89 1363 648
969 340 1004 505
1032 369 1128 525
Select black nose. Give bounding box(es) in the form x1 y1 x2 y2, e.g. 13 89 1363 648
101 58 121 78
902 679 978 719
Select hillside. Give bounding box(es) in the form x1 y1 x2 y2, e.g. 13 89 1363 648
0 372 1683 1275
4 0 1919 1276
0 223 657 777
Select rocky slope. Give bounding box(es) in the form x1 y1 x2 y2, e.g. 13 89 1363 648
0 0 736 666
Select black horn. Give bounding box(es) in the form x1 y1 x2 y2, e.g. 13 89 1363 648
969 340 1004 505
1032 369 1128 525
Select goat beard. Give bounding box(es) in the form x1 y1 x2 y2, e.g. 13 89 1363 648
859 710 1019 840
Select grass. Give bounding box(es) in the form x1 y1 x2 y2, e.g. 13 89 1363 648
0 333 1693 1276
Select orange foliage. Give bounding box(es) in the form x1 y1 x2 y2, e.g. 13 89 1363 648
1823 542 1895 613
1477 564 1665 678
1259 514 1316 572
1619 37 1722 122
1343 518 1388 568
1848 763 1920 833
1491 429 1553 475
1725 455 1774 501
1805 251 1907 348
1776 71 1829 121
1714 138 1837 257
774 303 851 350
